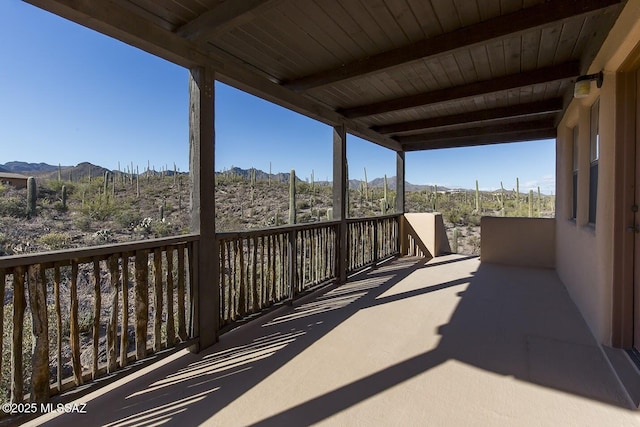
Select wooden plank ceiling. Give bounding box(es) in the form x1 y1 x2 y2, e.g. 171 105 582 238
25 0 625 151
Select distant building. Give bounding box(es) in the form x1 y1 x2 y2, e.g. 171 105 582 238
0 172 29 189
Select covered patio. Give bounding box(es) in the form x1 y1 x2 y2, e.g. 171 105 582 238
3 0 640 424
27 255 637 426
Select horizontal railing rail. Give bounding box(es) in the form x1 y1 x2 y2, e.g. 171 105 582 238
0 235 197 404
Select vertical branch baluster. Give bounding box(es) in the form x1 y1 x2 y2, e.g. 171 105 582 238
92 258 101 379
226 240 235 321
135 250 149 360
0 268 4 391
260 236 265 309
166 247 175 346
177 245 186 341
107 255 119 373
121 254 129 367
219 241 226 325
70 262 82 386
11 266 25 403
153 248 163 352
237 239 246 317
54 265 62 392
28 265 49 403
279 233 285 300
270 235 276 303
252 237 259 312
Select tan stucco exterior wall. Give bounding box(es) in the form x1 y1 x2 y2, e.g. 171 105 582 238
481 217 555 268
555 0 640 345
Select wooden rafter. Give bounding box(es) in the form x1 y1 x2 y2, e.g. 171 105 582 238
283 0 622 91
398 120 557 151
374 99 564 135
340 62 579 119
176 0 275 41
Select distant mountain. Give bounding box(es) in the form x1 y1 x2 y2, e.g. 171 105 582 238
218 167 305 184
2 162 468 192
1 161 62 174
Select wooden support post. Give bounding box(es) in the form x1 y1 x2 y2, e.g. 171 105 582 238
396 151 405 214
189 66 219 350
333 125 348 284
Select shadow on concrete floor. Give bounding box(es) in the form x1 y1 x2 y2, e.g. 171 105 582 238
31 255 636 426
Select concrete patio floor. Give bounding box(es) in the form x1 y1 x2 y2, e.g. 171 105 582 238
27 255 640 426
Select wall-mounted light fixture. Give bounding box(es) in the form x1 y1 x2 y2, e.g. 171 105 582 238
574 71 603 98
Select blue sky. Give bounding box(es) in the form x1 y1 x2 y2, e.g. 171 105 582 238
0 1 555 194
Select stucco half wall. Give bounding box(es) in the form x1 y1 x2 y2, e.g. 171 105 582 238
481 217 555 269
401 213 451 258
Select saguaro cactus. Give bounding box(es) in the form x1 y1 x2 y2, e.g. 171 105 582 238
364 168 369 201
289 169 296 224
452 228 459 253
62 185 67 210
381 174 390 214
516 177 520 211
500 181 506 216
103 171 109 200
27 176 36 217
538 186 542 217
529 189 534 217
434 185 439 212
475 180 480 213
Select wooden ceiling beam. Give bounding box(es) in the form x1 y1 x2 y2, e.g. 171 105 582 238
401 129 557 151
340 61 579 119
176 0 275 41
396 119 556 145
283 0 622 91
374 99 563 135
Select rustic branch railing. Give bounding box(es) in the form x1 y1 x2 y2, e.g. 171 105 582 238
0 235 197 404
347 214 400 272
0 215 402 406
217 215 401 328
217 222 340 328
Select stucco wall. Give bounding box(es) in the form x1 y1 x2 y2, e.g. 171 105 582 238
402 213 451 257
555 0 640 345
480 217 555 268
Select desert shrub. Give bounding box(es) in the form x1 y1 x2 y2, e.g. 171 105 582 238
150 220 173 237
0 195 27 218
82 198 117 221
0 232 12 256
74 216 92 232
115 209 143 229
296 200 310 210
39 232 71 250
92 229 114 244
